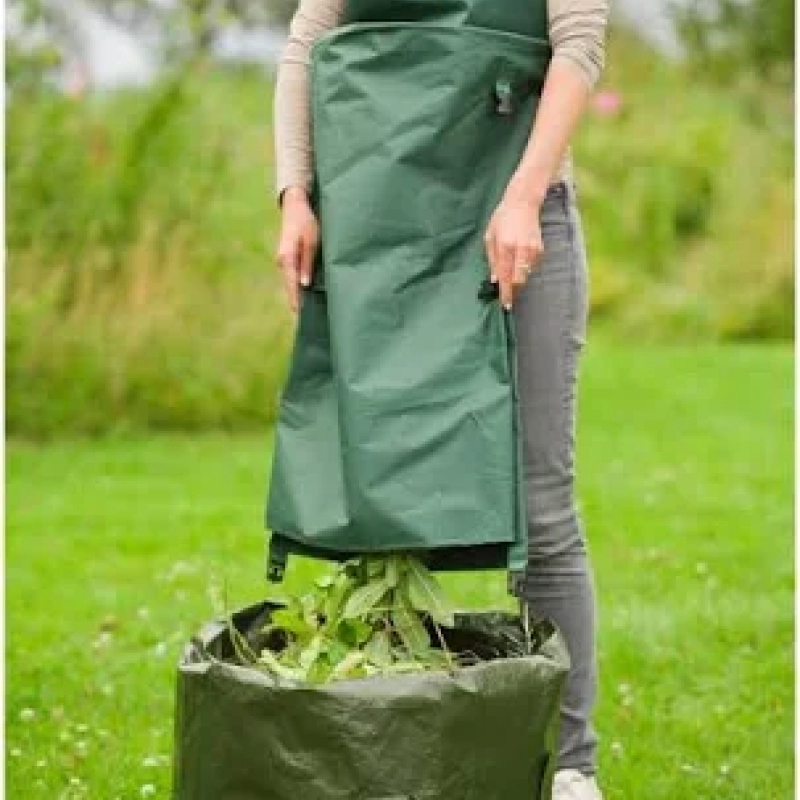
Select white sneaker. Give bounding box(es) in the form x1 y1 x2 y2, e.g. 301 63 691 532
552 769 604 800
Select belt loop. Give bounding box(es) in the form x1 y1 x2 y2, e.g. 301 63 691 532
557 179 572 216
566 178 578 206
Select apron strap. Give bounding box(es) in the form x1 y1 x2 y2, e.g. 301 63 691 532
266 535 290 582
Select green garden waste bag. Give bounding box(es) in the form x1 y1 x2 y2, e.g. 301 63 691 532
266 0 551 580
173 601 570 800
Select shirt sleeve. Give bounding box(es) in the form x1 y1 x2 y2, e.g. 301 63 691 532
547 0 610 88
273 0 346 202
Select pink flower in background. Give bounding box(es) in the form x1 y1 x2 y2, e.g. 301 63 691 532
64 61 90 99
592 90 623 118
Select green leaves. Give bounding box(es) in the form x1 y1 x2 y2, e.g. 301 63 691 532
270 608 315 638
232 555 458 685
298 635 324 671
258 649 305 682
342 578 390 619
406 558 456 627
331 651 366 680
324 571 352 622
315 575 334 590
391 595 431 659
386 556 400 589
337 619 373 648
363 630 392 668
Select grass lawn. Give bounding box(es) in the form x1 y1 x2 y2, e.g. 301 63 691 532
5 343 794 799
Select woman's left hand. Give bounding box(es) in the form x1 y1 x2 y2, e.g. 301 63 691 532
483 195 544 310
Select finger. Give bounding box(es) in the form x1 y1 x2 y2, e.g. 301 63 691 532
282 265 299 313
513 245 537 286
483 227 499 283
531 238 544 265
516 245 537 270
276 239 301 313
498 243 515 310
298 234 317 289
512 266 528 287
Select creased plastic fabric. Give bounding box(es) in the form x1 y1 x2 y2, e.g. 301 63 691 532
173 601 569 800
266 0 551 578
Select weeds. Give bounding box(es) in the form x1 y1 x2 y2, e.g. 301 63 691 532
226 556 461 683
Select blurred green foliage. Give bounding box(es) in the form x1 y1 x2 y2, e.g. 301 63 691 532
574 29 793 341
5 0 65 93
673 0 794 83
6 0 296 94
7 67 291 437
5 30 794 437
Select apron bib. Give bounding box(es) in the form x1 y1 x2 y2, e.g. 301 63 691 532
266 0 551 580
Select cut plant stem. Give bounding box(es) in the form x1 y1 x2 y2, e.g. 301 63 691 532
430 619 456 673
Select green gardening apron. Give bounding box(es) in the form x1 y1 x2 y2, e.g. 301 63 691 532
266 0 551 581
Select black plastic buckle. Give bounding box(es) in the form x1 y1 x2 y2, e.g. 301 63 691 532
478 277 500 301
495 78 514 115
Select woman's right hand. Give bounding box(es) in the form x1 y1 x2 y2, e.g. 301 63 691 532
275 187 320 313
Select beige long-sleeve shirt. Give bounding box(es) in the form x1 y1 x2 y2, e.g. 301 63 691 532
274 0 609 200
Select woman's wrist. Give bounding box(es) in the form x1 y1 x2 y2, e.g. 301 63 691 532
279 185 311 209
503 171 550 209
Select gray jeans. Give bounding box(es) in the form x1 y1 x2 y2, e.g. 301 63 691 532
512 179 599 775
